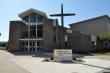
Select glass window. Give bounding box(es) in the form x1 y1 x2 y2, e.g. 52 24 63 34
22 16 29 22
37 30 43 38
37 25 43 29
37 16 44 23
37 41 43 46
30 41 35 46
30 25 36 29
30 15 36 23
37 25 43 38
30 25 36 38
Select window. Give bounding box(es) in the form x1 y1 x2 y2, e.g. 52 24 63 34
37 16 44 23
37 25 43 38
37 30 43 38
30 15 36 23
37 41 43 46
37 25 43 29
30 41 35 46
30 25 36 38
22 16 29 22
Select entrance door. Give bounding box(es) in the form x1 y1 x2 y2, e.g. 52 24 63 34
29 41 36 51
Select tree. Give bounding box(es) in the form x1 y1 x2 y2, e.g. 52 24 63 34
0 42 7 47
100 32 110 48
100 32 110 41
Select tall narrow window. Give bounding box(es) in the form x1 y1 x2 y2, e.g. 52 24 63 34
37 25 43 38
37 16 44 23
30 14 36 23
30 25 36 38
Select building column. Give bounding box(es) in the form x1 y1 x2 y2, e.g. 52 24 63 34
36 16 38 51
28 41 30 51
35 41 37 51
28 15 31 51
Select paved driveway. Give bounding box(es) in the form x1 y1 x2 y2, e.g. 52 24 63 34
0 50 30 73
1 50 110 73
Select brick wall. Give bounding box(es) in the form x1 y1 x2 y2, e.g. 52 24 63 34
8 21 26 51
68 30 92 52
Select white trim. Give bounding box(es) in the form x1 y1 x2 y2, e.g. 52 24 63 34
19 8 47 18
35 41 37 51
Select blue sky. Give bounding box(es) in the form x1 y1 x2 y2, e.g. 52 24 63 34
0 0 110 41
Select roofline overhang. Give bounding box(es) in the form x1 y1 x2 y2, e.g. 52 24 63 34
18 8 47 18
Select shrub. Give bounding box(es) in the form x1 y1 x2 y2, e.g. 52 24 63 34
72 57 76 61
50 57 54 60
42 58 50 62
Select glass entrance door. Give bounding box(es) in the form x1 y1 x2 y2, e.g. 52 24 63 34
29 41 36 51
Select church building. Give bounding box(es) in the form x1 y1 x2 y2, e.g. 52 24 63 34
8 8 96 52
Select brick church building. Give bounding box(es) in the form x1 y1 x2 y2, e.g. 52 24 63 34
8 8 97 52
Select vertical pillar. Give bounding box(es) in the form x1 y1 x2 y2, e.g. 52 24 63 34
36 16 38 51
28 41 30 51
28 15 31 38
36 41 37 51
28 15 31 51
36 16 37 38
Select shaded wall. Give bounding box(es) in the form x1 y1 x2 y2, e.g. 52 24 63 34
8 21 26 51
68 30 92 52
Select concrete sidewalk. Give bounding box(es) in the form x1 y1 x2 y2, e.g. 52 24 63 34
1 50 110 73
0 50 30 73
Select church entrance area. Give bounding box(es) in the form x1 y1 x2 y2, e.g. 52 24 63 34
20 40 43 51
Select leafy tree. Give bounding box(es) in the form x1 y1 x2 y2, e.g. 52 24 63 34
100 32 110 48
100 32 110 42
0 42 7 47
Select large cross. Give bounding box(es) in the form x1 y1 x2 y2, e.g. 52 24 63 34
50 4 75 27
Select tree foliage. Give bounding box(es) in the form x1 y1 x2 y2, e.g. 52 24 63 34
0 42 7 47
100 32 110 42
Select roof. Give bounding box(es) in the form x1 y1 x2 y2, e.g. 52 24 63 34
69 15 110 26
18 8 47 18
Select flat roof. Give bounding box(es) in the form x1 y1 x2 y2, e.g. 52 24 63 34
69 15 110 26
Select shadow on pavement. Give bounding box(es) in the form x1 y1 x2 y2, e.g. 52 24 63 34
77 62 110 71
10 51 53 58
